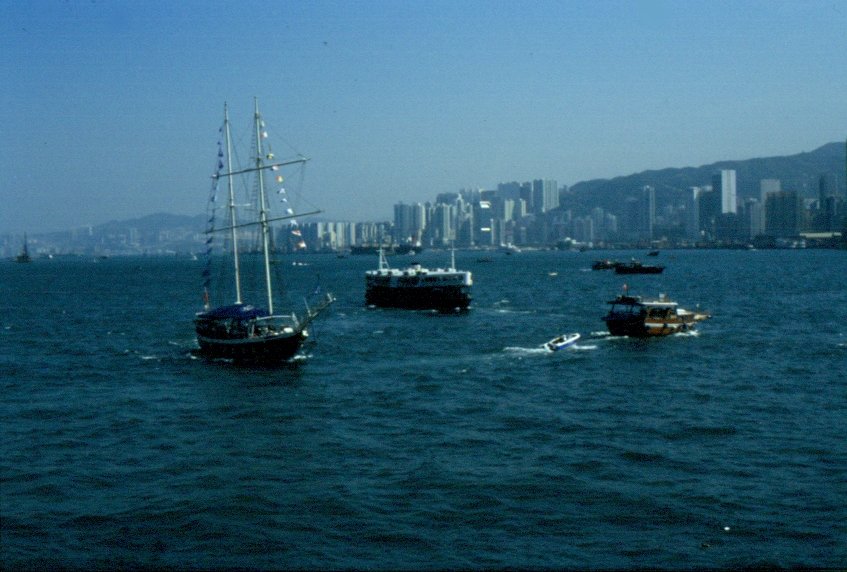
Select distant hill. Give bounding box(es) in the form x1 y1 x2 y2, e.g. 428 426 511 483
564 141 846 213
26 212 209 256
92 212 207 235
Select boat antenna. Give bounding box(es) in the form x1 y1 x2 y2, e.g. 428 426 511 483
223 103 243 304
378 245 390 271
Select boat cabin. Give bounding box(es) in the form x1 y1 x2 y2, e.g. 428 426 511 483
195 303 298 340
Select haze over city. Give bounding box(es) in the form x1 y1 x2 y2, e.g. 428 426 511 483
2 0 846 234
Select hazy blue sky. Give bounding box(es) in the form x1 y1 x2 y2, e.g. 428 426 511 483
2 0 846 233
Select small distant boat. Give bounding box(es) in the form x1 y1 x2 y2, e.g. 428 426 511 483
350 244 422 256
544 333 581 351
614 260 664 274
602 289 709 337
15 234 31 263
647 250 660 256
592 259 618 270
365 248 472 312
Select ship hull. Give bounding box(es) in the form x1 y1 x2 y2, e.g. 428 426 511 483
196 330 307 364
603 316 694 337
365 285 471 311
614 265 664 274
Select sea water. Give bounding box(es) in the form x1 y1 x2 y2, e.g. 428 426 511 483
1 249 845 569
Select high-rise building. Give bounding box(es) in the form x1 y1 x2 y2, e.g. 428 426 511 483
643 185 655 240
765 191 802 237
713 170 737 214
742 198 764 238
393 202 426 244
532 179 559 214
760 179 781 202
686 187 702 240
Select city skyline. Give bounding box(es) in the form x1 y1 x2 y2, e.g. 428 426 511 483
6 158 844 258
3 1 847 234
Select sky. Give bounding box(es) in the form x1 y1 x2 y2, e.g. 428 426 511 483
2 0 846 234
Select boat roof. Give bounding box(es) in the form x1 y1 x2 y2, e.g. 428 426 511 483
366 266 470 277
606 294 677 307
197 303 270 320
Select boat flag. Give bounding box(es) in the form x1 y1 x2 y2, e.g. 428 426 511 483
276 175 284 183
291 229 302 236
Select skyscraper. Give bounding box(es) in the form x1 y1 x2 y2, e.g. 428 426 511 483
765 191 802 237
393 202 426 244
685 187 702 240
531 179 559 214
712 170 737 214
760 178 781 202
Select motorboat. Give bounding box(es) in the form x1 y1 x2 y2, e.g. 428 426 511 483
544 332 581 351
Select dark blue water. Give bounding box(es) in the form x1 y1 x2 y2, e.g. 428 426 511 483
2 250 845 569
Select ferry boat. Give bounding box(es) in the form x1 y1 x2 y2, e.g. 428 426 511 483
602 289 709 337
365 248 472 311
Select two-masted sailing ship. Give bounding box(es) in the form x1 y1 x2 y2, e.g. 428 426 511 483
194 100 334 364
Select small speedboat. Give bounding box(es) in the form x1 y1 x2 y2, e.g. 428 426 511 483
544 333 581 352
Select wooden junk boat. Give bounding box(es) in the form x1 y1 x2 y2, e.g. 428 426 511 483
602 289 709 337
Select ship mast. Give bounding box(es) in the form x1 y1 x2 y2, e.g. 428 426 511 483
254 98 275 314
223 103 243 304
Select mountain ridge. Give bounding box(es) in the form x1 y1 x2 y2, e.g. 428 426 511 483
564 141 845 213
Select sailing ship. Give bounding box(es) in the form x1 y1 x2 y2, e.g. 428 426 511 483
194 100 334 364
15 234 31 263
365 247 472 311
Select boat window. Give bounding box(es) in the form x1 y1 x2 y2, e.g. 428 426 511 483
649 308 672 319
